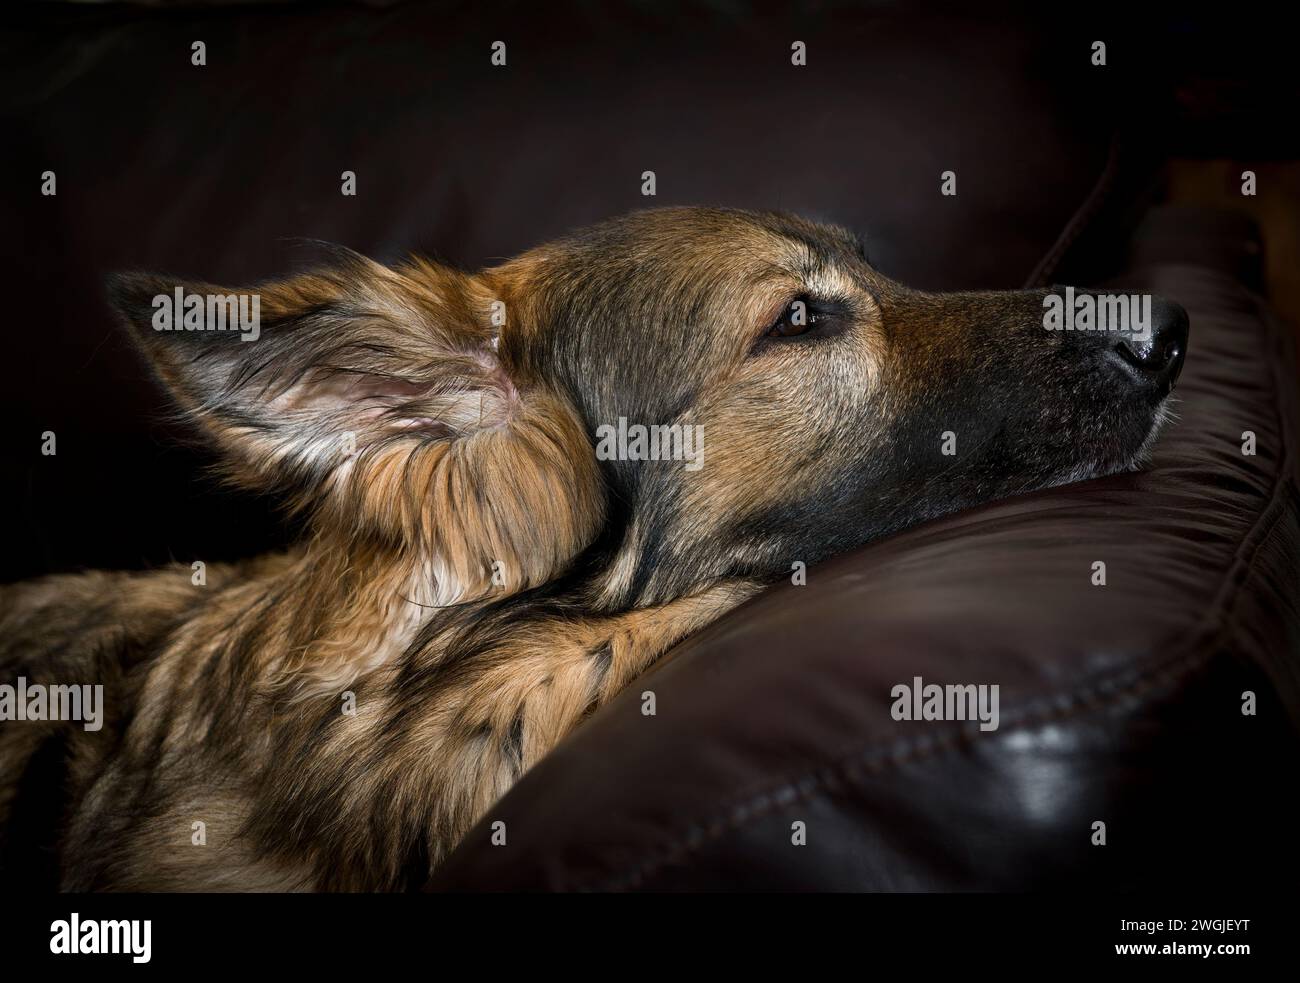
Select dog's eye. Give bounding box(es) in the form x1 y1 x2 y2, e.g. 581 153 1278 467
767 296 822 339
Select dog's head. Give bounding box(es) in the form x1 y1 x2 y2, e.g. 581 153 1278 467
111 207 1187 609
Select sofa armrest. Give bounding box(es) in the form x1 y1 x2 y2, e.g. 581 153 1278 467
430 212 1300 891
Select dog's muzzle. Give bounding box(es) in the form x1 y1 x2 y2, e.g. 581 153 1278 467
1067 290 1190 403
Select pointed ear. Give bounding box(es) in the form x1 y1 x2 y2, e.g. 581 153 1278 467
108 251 605 601
108 251 501 486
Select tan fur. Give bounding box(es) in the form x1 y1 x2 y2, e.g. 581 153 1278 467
1 207 1173 889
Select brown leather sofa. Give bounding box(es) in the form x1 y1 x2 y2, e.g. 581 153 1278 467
432 207 1300 889
5 2 1297 891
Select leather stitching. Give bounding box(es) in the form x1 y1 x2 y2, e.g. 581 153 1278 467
1022 131 1124 289
592 273 1297 892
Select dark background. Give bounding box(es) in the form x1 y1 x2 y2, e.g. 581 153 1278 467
2 0 1296 585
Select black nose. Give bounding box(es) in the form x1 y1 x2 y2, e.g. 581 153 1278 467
1109 296 1189 398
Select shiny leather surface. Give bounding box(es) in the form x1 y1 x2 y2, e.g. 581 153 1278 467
5 4 1296 892
431 221 1300 890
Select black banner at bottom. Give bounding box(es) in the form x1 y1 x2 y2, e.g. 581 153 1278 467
0 892 1278 972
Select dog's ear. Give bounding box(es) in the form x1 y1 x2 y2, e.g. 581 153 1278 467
108 251 604 601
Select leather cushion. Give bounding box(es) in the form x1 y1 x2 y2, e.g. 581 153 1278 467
429 213 1300 890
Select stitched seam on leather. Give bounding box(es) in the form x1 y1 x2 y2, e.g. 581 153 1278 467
1255 294 1298 484
1022 131 1123 289
1184 288 1295 653
593 279 1296 893
1211 293 1300 696
592 497 1288 895
593 645 1220 892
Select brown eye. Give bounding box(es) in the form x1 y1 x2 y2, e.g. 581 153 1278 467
767 297 818 338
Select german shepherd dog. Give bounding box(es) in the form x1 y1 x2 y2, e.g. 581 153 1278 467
0 207 1187 890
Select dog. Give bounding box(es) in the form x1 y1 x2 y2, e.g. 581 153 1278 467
0 207 1188 890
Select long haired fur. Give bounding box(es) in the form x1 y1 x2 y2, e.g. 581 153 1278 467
0 207 1179 890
